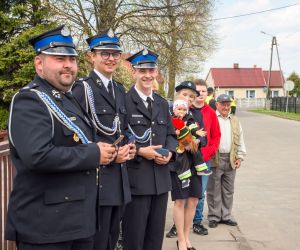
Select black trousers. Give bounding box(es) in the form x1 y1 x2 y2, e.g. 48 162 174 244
122 193 168 250
17 236 94 250
93 205 122 250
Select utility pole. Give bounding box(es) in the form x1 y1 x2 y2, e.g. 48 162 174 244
261 32 284 109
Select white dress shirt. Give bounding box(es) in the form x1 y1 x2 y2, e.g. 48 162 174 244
94 69 115 97
216 111 246 159
134 85 153 109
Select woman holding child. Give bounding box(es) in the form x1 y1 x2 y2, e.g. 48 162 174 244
169 81 211 250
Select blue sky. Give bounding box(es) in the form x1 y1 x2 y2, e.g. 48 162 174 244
199 0 300 79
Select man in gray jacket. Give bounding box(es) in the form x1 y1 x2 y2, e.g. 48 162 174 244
207 94 246 228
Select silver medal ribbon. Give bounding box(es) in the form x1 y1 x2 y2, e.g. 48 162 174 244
83 81 120 136
127 124 152 144
31 89 90 144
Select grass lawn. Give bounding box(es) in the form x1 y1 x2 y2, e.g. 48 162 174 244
249 109 300 121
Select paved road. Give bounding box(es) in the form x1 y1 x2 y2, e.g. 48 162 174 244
163 109 300 250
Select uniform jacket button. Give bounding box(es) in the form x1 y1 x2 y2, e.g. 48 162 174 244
65 196 69 200
86 171 90 175
152 121 155 125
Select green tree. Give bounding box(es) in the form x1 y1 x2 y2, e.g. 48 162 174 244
287 72 300 97
0 1 54 129
47 0 216 99
113 61 134 91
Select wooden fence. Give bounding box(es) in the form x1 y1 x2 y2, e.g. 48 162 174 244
0 140 16 250
270 97 300 113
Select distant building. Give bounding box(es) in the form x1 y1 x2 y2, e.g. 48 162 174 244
206 63 285 99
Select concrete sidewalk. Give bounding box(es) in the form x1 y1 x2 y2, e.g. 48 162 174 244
162 109 300 250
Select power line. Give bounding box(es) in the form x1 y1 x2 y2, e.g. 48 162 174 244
211 2 300 21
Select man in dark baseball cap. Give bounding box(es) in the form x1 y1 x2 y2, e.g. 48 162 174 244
217 94 232 103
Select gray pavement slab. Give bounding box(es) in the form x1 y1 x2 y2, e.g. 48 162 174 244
162 109 300 250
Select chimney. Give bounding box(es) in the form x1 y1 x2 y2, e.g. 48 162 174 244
233 63 239 69
253 64 257 68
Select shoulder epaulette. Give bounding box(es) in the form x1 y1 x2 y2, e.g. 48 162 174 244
153 92 167 101
20 82 39 92
77 76 90 82
113 80 123 86
113 80 126 91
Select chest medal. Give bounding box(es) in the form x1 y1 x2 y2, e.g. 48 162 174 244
73 133 80 142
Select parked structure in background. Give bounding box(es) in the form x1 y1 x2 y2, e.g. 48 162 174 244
206 64 285 103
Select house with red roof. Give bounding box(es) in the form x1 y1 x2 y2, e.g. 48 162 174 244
206 63 284 99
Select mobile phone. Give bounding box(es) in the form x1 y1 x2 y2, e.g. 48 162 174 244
127 134 135 144
112 135 124 146
154 148 170 157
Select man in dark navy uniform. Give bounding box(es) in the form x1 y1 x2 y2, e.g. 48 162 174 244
5 26 116 250
122 49 177 250
72 29 135 250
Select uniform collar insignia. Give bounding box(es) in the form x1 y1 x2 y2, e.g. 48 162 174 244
52 89 61 99
96 78 102 86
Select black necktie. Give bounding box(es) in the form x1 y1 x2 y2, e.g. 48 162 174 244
146 97 152 115
64 92 82 112
107 81 114 99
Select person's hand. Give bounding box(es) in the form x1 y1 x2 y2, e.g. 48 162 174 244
154 152 173 165
115 145 130 163
128 143 136 160
138 145 162 160
97 142 117 165
196 128 207 137
235 159 242 169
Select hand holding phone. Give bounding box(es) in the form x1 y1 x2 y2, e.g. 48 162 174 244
127 134 135 144
154 148 170 157
112 135 124 146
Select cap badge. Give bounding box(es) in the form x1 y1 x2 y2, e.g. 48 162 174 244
107 28 114 38
61 26 71 36
188 82 192 86
142 49 148 56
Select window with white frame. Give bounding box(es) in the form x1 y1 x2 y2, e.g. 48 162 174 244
225 90 234 97
246 90 255 98
271 90 279 97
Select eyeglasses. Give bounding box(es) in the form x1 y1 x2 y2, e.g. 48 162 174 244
95 51 121 60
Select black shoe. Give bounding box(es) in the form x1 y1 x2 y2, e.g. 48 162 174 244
193 223 208 235
208 220 218 228
187 247 196 250
220 219 238 226
166 224 177 238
